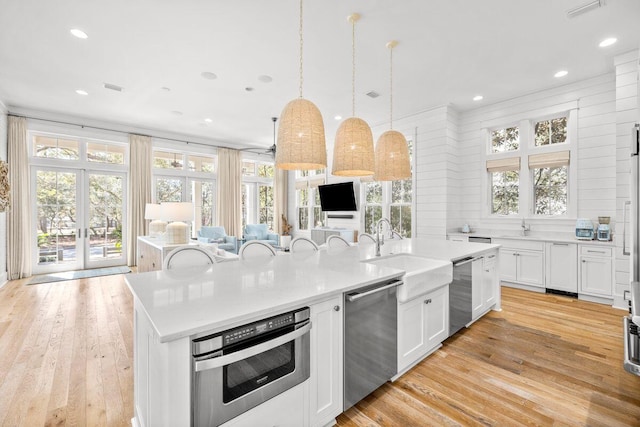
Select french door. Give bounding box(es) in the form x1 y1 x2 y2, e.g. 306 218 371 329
32 167 127 273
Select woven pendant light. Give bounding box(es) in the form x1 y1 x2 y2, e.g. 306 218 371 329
332 13 374 177
275 0 326 171
375 40 410 181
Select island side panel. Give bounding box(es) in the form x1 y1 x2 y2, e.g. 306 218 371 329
134 299 191 427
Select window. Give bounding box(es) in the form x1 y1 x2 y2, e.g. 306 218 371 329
362 140 413 237
484 112 573 217
534 117 567 146
241 158 275 231
294 170 326 231
33 135 79 160
491 126 519 153
152 149 217 233
87 142 125 164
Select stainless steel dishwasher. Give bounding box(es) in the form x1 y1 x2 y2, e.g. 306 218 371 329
449 256 483 336
344 278 402 410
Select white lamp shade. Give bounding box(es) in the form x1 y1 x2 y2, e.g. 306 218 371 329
161 202 194 221
276 98 327 170
145 203 162 220
332 117 375 177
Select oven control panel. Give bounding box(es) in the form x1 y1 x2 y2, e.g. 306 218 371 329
223 312 295 346
192 307 310 356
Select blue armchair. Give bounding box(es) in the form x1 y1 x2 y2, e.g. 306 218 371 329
197 226 238 254
244 224 279 247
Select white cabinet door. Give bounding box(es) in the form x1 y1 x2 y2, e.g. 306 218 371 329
423 285 449 350
397 285 449 373
309 296 343 427
545 243 577 293
499 249 518 282
471 257 484 319
482 254 498 309
517 250 544 287
397 295 426 371
580 256 613 297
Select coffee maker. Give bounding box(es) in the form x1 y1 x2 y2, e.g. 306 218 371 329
597 216 611 241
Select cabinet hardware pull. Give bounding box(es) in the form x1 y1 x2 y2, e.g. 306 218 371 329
333 305 340 312
624 290 631 301
623 200 631 256
140 254 144 259
346 280 403 302
553 243 569 246
587 250 605 254
582 260 586 263
487 254 496 258
485 269 490 272
424 299 432 304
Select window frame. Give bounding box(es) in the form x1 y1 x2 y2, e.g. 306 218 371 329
294 169 326 233
240 156 275 231
481 103 578 219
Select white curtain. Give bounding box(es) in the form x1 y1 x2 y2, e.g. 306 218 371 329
216 148 242 237
127 134 152 266
7 116 31 279
273 168 288 235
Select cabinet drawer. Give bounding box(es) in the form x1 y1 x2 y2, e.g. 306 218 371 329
493 238 544 252
580 246 612 257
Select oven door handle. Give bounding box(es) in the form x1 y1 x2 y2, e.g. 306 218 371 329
194 321 312 372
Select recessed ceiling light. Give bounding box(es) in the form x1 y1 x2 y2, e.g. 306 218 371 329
599 37 617 47
554 70 568 78
201 72 217 80
258 75 273 83
204 118 213 123
334 115 342 120
473 95 483 101
171 110 183 116
103 83 123 92
70 29 88 39
75 89 88 96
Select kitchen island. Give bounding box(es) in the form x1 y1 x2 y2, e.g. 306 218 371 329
125 238 499 427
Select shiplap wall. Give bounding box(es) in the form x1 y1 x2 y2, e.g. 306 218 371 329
614 50 639 308
0 104 7 286
370 105 458 240
457 72 618 234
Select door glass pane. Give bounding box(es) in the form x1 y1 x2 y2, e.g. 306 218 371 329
88 174 124 260
156 177 183 202
258 184 274 230
191 180 215 234
36 170 77 266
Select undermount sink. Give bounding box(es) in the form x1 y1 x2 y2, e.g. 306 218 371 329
363 254 452 303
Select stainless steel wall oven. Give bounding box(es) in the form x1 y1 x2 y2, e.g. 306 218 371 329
191 307 311 426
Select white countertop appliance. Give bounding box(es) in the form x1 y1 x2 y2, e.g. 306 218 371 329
624 123 640 377
575 218 594 240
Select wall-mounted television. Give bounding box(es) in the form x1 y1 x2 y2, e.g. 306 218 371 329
318 182 357 211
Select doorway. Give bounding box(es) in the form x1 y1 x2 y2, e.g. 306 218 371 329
33 167 127 274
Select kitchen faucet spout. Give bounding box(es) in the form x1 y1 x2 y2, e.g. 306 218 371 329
521 218 530 236
375 218 392 256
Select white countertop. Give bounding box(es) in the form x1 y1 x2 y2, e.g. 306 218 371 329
449 232 615 247
125 238 499 343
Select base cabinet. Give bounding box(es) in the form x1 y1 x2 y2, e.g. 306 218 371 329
495 239 544 289
309 296 343 427
397 285 449 374
579 246 613 297
472 253 498 320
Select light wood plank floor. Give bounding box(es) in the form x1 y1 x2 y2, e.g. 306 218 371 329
1 276 639 426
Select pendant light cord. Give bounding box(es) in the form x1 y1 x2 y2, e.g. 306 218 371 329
299 0 304 99
389 45 393 129
351 17 356 117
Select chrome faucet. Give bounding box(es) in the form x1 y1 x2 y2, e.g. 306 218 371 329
521 218 530 236
375 218 392 256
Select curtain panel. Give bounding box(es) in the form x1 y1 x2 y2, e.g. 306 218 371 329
216 148 242 237
127 134 152 266
7 116 31 279
273 168 288 235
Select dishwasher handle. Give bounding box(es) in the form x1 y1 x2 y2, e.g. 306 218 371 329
453 256 483 267
346 280 403 302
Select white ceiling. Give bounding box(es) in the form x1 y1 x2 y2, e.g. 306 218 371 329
0 0 638 150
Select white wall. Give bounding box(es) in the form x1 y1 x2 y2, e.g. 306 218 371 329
457 72 618 235
614 50 639 308
0 101 7 286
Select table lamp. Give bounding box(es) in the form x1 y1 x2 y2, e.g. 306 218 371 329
162 202 194 244
145 203 167 237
